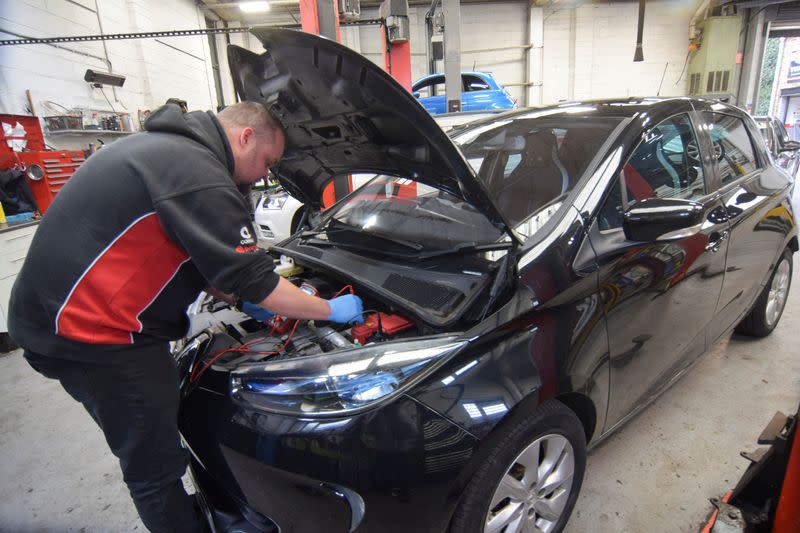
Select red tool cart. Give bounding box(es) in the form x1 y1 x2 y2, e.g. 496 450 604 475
0 113 85 213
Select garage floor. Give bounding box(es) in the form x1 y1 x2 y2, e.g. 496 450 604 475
1 268 798 533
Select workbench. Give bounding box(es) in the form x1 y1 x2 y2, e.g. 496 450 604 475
0 220 39 350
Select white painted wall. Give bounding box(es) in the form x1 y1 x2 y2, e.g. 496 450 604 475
1 0 694 150
542 1 694 103
337 1 692 106
1 0 216 149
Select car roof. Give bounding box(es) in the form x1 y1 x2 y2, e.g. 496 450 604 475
450 97 749 135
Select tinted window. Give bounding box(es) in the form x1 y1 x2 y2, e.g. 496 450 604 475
463 75 491 92
454 116 621 230
598 114 705 230
704 112 760 186
414 76 445 98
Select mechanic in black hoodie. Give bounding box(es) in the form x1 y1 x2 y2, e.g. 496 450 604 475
8 101 363 532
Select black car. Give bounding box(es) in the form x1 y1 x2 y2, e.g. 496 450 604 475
176 29 797 533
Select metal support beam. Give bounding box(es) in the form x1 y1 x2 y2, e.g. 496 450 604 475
300 0 341 41
442 0 461 112
380 0 412 91
526 4 543 107
737 7 767 112
568 8 576 101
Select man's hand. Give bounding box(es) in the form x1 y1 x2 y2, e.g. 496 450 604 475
240 301 274 322
326 295 364 324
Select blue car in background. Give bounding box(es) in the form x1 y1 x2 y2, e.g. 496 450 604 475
412 71 516 114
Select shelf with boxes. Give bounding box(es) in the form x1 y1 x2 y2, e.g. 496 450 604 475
44 109 136 135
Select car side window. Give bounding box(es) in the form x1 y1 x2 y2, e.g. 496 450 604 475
703 112 760 186
414 76 445 98
463 74 491 92
598 114 705 230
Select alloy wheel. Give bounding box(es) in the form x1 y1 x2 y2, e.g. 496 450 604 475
766 257 791 328
484 434 575 533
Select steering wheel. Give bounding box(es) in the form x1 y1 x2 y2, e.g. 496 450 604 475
686 140 725 161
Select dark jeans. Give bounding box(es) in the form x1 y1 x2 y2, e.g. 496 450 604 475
24 344 205 533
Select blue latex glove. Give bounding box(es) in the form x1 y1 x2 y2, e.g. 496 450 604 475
327 295 364 324
240 301 274 322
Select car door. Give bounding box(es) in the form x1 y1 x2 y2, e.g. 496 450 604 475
698 110 795 343
461 74 492 112
588 112 730 431
412 75 446 114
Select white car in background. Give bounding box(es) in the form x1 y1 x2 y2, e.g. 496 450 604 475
254 191 304 247
254 110 504 247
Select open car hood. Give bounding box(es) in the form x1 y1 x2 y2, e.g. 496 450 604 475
228 28 510 230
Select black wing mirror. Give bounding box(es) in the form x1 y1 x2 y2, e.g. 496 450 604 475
623 197 705 242
779 141 800 153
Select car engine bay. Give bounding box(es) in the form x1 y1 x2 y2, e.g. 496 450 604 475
178 267 429 388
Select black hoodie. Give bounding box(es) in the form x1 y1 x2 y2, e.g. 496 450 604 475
8 104 279 359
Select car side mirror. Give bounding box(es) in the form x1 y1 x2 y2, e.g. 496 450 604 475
622 197 705 242
779 141 800 152
412 91 421 99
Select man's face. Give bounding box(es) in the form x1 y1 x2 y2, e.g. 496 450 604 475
233 128 286 185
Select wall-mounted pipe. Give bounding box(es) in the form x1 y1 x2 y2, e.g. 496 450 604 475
689 0 711 42
633 0 645 62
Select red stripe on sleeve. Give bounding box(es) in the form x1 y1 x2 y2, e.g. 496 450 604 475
56 213 189 344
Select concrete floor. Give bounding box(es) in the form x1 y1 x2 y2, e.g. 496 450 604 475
1 268 798 533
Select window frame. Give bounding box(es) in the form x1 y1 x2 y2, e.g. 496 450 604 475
412 75 446 98
698 110 766 194
605 112 711 226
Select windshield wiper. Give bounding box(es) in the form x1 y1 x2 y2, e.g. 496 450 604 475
298 238 418 259
415 241 515 260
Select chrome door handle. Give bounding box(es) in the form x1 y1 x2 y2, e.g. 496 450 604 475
705 230 729 253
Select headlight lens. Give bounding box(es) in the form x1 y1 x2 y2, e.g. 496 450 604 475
231 337 465 416
262 195 288 210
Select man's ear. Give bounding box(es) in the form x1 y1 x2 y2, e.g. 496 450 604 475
240 127 255 146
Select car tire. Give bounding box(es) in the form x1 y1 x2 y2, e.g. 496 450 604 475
736 249 793 337
290 209 305 235
0 332 18 353
449 400 586 533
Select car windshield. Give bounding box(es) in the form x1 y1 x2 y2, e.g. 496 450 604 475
452 114 623 229
315 176 505 253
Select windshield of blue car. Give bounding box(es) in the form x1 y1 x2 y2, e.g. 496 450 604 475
315 176 505 253
452 114 623 228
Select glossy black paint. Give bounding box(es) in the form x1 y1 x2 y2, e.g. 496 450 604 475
180 97 797 533
622 197 705 242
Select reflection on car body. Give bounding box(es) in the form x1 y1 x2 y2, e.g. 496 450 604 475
754 115 800 178
177 29 798 533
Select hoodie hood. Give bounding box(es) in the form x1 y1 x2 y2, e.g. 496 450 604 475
227 28 512 232
145 104 235 175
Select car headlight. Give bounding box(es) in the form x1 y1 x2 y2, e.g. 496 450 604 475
262 195 288 210
230 336 465 416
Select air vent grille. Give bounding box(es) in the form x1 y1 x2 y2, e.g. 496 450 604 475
383 274 464 311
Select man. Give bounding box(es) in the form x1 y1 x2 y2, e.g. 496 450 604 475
8 101 363 532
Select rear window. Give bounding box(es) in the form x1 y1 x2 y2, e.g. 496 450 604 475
453 115 622 229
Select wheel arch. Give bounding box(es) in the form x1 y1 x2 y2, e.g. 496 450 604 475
556 391 597 443
788 235 798 253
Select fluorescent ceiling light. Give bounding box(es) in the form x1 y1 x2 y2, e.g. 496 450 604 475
239 1 270 12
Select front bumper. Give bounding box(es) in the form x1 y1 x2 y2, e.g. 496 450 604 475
179 384 479 533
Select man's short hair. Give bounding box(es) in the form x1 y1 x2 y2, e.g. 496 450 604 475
217 102 284 140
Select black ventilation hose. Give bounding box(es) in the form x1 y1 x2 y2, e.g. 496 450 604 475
634 0 645 62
